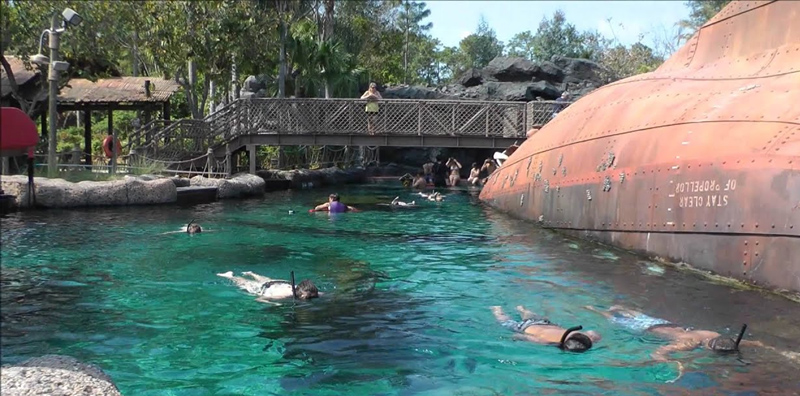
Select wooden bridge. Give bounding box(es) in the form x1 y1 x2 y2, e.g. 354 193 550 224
127 97 570 168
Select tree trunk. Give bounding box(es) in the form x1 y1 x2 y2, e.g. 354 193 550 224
209 80 216 114
278 5 287 98
404 1 409 85
323 0 335 98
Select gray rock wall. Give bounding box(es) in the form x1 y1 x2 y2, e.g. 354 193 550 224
256 166 366 189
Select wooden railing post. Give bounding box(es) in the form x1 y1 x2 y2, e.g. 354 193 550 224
417 102 422 136
485 103 490 137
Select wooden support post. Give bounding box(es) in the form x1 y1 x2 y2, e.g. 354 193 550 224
40 111 47 139
108 106 116 174
163 100 171 121
225 144 232 177
84 110 92 166
248 144 257 174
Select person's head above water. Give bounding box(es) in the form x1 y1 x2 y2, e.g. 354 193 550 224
559 326 594 352
329 193 340 202
295 279 319 299
186 221 202 234
709 324 748 352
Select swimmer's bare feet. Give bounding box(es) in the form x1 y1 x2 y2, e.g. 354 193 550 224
217 271 234 278
490 306 510 322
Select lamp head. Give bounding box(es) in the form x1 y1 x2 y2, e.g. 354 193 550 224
62 8 82 27
30 53 50 66
52 61 70 72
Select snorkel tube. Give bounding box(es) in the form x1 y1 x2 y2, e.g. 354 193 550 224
290 271 297 300
186 219 196 232
734 323 747 351
559 325 583 350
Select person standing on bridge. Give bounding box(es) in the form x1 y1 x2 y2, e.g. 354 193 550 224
361 82 382 135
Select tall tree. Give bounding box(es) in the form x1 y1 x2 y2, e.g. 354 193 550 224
678 0 731 40
398 1 432 84
506 31 536 61
457 16 503 71
529 10 585 62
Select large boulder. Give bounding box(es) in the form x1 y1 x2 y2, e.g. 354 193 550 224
1 354 122 396
80 180 129 206
483 57 539 82
457 68 483 87
526 80 562 100
551 55 608 85
532 61 565 82
126 178 177 204
190 173 266 199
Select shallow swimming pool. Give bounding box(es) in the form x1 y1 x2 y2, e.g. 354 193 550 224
2 184 799 395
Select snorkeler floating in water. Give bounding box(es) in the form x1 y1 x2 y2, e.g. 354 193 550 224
390 197 416 206
160 219 208 235
585 304 770 380
491 305 601 352
217 270 320 302
585 305 764 359
310 193 359 213
186 220 202 234
417 191 445 201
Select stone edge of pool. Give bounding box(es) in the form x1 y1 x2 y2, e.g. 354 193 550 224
0 165 407 211
0 355 122 396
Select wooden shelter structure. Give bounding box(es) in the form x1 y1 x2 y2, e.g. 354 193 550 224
56 76 180 165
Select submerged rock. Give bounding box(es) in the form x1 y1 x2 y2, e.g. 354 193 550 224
0 354 122 396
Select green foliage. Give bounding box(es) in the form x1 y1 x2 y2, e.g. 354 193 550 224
679 0 731 39
457 16 504 70
4 0 699 126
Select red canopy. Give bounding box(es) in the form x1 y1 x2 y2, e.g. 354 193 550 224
0 107 39 158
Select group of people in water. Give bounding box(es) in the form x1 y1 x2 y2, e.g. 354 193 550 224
212 253 766 380
187 174 774 381
402 156 499 189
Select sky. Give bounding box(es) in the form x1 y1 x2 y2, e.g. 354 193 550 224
425 1 691 51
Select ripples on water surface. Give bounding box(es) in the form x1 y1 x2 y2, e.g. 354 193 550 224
2 184 799 395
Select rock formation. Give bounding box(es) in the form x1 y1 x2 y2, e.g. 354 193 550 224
256 166 367 189
382 55 611 102
237 55 610 104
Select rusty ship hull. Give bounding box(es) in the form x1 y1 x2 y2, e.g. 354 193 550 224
478 0 800 293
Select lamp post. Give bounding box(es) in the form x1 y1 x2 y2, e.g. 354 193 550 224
30 8 82 177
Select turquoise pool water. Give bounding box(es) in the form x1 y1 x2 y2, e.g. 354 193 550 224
2 184 799 395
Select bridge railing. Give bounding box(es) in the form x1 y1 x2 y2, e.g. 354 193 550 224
526 100 571 128
234 98 537 138
131 98 573 161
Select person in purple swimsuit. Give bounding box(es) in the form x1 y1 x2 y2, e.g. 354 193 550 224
311 193 359 213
